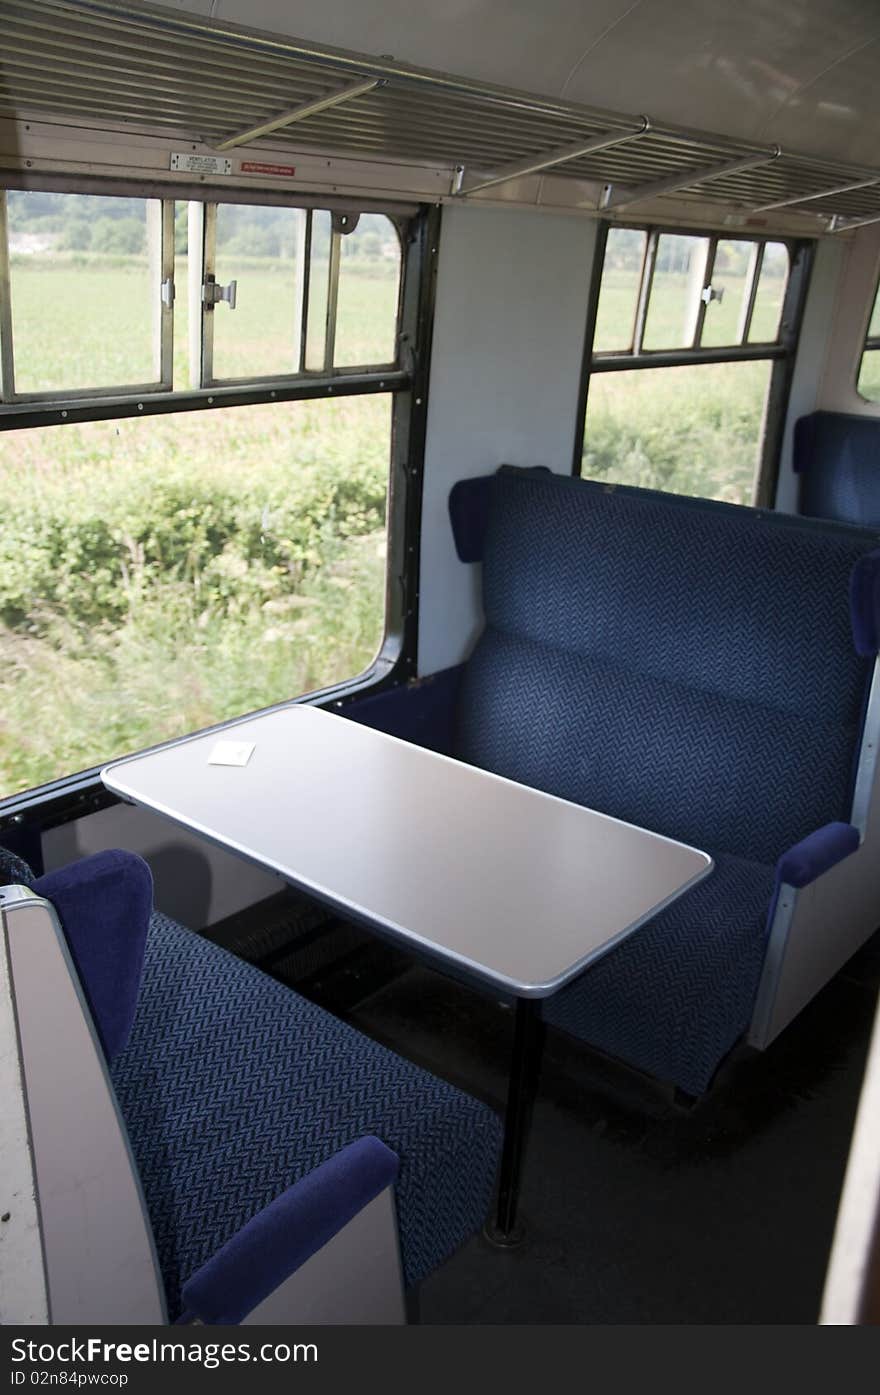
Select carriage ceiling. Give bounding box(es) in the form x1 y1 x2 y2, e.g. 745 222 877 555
1 0 880 231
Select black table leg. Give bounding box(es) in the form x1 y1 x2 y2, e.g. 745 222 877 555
484 996 545 1247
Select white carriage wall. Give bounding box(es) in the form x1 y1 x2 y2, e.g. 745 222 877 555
775 224 880 513
417 203 597 675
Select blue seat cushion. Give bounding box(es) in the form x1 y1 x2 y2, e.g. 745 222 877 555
543 853 776 1096
455 470 874 864
111 914 501 1320
795 411 880 528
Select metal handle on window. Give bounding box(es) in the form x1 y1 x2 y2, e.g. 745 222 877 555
202 278 237 310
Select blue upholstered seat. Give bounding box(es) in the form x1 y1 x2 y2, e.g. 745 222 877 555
795 411 880 527
1 846 501 1321
448 469 877 1094
111 911 501 1319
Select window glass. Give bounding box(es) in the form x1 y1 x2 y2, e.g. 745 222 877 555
0 396 390 797
593 227 646 353
7 191 158 392
747 242 789 343
305 211 331 371
211 203 305 381
642 234 710 350
853 270 880 401
334 215 401 367
700 240 756 347
582 361 773 505
857 347 880 402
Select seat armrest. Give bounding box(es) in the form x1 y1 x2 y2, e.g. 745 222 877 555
181 1136 400 1325
775 822 861 888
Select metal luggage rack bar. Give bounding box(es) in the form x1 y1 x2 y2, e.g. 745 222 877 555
2 0 880 231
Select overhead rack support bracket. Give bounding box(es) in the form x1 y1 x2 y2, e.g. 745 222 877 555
600 147 781 212
215 76 384 152
752 176 880 214
828 211 880 234
454 119 650 197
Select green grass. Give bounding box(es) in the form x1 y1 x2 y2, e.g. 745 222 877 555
1 251 780 797
0 352 391 794
587 259 784 504
583 360 773 505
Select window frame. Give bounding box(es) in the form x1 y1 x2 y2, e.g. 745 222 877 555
0 191 176 403
0 178 437 828
0 187 408 414
575 220 814 507
855 271 880 402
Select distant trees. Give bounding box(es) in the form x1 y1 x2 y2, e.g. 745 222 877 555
9 190 396 264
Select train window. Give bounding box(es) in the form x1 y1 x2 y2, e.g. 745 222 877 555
747 243 789 344
334 216 401 368
0 188 413 801
856 276 880 402
642 234 710 350
592 228 647 353
2 191 169 397
210 204 306 382
700 240 758 348
583 362 774 504
198 205 401 387
582 226 794 505
0 395 391 798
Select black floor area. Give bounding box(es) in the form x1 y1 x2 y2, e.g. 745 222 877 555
206 895 880 1325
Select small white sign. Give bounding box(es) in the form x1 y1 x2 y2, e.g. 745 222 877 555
171 152 233 176
209 740 255 767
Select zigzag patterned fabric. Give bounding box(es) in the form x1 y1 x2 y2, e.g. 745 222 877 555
111 913 501 1320
453 470 877 1092
543 853 776 1095
0 845 36 886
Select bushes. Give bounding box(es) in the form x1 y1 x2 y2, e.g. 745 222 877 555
0 457 386 634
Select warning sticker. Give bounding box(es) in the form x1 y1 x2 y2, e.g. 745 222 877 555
240 161 297 177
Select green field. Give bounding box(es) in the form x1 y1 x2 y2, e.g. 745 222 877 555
1 248 783 797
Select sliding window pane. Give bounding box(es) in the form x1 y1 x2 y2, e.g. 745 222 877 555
857 347 880 402
701 240 755 347
305 211 332 371
593 227 646 353
334 215 401 367
8 191 157 392
642 234 710 350
211 204 305 380
747 242 789 343
582 360 773 505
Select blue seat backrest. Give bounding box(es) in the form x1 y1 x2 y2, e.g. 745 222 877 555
795 411 880 527
454 470 878 865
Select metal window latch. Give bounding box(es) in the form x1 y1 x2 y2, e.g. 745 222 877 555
202 276 237 310
161 278 175 308
701 284 725 305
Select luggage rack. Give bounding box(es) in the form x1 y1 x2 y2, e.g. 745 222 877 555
1 0 880 230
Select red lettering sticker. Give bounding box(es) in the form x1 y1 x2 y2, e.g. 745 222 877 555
240 161 297 177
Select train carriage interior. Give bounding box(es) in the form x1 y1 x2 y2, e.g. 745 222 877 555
2 0 880 1329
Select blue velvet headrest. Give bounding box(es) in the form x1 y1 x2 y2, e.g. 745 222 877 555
33 849 153 1062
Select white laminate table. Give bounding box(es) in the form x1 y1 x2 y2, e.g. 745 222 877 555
103 704 712 1239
